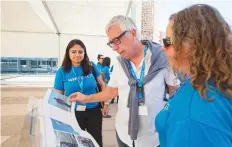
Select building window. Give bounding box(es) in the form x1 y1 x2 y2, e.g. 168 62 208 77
53 61 57 67
20 60 26 65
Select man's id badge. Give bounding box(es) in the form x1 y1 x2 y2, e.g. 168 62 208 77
76 105 86 111
139 105 148 115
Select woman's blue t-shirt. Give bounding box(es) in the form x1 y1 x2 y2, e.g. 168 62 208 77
155 78 232 147
97 63 102 72
54 62 100 109
101 66 110 84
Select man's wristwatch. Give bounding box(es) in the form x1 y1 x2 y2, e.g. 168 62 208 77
104 101 110 105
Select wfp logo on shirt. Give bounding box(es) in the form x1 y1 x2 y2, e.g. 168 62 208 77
163 103 169 111
68 74 93 82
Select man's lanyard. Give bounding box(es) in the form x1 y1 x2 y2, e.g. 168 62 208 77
129 44 148 101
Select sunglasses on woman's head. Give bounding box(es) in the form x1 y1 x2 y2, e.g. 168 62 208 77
163 37 173 48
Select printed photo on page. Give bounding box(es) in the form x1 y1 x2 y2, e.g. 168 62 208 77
51 118 79 147
48 90 72 112
77 136 95 147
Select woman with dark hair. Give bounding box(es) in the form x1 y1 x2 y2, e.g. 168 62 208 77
155 4 232 147
101 57 111 84
53 39 107 147
100 57 112 117
102 58 119 104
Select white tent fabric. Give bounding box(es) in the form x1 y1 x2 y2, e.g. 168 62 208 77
1 0 142 65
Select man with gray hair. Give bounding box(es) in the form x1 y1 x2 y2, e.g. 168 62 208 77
70 15 179 147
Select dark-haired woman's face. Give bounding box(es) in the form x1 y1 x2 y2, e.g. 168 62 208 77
69 44 85 66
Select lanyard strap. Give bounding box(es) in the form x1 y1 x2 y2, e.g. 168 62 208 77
129 44 148 100
72 67 83 92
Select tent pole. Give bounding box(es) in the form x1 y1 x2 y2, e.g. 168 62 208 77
58 33 61 66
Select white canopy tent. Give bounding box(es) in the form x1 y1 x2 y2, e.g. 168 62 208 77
1 0 143 65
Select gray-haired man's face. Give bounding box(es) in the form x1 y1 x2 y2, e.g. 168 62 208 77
107 25 136 59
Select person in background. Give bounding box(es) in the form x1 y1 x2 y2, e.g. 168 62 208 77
155 4 232 147
53 39 108 147
97 54 104 72
101 57 116 104
69 15 179 147
101 57 111 84
100 57 112 118
110 65 114 73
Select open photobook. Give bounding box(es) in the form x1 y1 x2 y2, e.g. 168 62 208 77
40 89 99 147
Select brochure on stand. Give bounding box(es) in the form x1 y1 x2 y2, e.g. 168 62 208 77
40 89 99 147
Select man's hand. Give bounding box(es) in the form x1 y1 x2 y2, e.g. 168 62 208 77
69 92 89 103
102 104 109 116
69 87 118 105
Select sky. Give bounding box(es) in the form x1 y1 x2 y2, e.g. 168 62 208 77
155 0 232 32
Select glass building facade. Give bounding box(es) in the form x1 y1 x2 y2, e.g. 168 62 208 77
1 57 58 74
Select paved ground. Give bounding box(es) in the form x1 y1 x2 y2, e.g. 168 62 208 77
1 76 117 147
